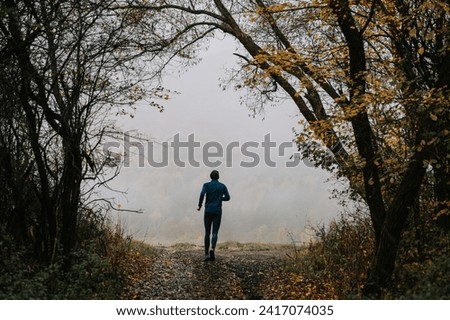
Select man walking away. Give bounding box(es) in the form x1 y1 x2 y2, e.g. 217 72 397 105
197 170 230 261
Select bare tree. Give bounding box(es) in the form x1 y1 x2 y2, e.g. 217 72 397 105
0 0 160 264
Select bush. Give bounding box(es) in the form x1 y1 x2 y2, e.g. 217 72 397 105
0 209 133 299
391 222 450 299
0 245 123 299
286 206 450 299
287 209 374 298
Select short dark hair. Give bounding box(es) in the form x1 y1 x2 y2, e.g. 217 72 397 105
210 170 219 180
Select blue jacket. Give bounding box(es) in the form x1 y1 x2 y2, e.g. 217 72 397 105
198 179 230 214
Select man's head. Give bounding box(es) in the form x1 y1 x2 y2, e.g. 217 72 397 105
210 170 219 180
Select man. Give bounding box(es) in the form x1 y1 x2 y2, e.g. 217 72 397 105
197 170 230 261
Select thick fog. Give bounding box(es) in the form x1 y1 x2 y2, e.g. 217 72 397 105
101 38 342 245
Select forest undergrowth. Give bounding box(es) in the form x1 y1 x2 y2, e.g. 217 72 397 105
0 211 153 299
1 208 448 299
286 209 450 299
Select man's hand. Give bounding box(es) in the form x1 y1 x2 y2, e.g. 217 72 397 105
197 206 201 211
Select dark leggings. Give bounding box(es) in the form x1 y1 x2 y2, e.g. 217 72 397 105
204 213 222 255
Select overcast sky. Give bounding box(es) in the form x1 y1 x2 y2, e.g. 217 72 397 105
101 37 342 245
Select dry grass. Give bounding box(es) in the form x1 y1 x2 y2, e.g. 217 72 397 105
284 209 450 299
284 210 375 298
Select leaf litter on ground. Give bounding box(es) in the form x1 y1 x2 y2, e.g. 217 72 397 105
120 242 336 300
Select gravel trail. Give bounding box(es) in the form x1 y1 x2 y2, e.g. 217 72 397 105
125 245 290 300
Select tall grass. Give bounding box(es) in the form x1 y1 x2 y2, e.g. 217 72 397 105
286 209 374 298
286 207 450 299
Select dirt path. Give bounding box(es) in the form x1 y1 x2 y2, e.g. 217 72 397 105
124 245 292 300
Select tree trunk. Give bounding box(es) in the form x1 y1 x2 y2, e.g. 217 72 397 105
60 137 83 267
330 0 386 244
366 145 428 291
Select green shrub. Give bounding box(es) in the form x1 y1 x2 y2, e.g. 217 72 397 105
392 224 450 299
0 210 131 299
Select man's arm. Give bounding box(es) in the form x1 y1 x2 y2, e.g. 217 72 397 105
222 185 230 201
198 184 206 211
